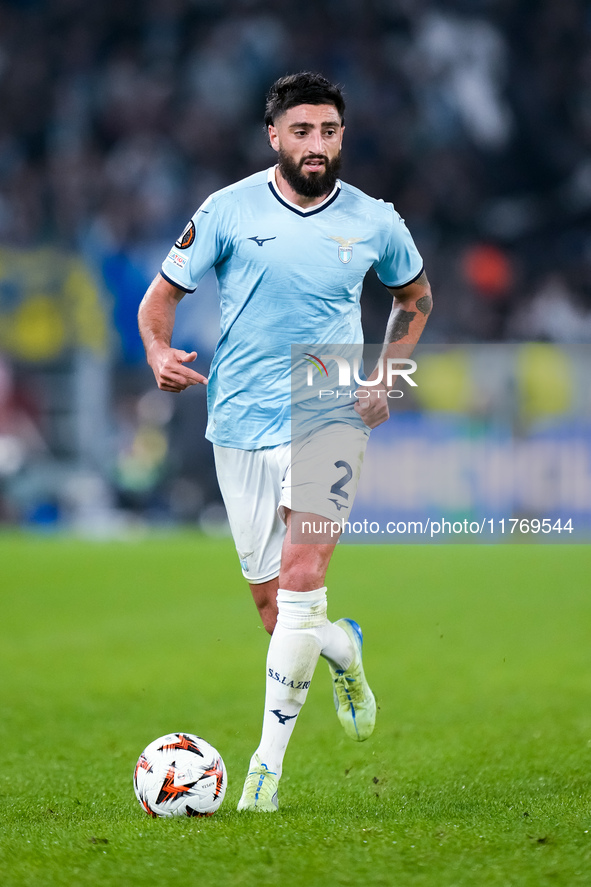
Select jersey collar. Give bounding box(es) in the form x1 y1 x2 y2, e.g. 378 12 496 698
267 166 341 217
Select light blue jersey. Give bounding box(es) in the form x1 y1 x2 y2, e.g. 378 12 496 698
161 167 423 449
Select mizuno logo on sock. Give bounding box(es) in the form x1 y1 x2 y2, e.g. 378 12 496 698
269 709 297 726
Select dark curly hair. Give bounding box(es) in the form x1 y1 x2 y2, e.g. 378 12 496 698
264 72 345 127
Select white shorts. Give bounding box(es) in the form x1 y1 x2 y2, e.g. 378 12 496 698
213 422 369 583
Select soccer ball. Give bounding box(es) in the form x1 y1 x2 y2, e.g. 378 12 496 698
133 732 227 818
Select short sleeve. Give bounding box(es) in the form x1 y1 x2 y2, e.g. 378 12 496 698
161 196 225 293
373 206 423 288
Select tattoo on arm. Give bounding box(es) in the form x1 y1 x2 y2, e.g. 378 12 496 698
416 294 432 316
387 309 416 342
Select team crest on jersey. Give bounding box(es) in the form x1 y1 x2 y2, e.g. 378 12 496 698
175 220 195 250
330 236 362 264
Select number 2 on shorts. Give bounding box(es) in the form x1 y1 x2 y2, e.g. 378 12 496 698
330 460 353 502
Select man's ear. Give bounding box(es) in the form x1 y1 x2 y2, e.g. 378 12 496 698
268 124 279 153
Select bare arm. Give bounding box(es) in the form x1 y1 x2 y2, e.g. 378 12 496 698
138 273 208 392
355 270 433 428
383 270 433 353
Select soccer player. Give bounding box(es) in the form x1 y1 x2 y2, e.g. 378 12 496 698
138 72 432 812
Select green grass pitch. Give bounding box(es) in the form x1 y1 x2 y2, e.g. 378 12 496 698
1 533 590 886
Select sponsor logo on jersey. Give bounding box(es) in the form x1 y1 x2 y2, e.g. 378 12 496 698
329 236 362 264
167 248 187 268
175 220 196 249
247 235 277 247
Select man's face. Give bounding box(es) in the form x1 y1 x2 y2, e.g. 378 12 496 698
268 103 344 198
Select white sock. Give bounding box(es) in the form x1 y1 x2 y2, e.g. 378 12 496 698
320 621 354 672
271 586 354 670
251 587 327 779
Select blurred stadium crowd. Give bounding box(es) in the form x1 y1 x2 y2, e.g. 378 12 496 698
2 0 591 340
1 0 590 528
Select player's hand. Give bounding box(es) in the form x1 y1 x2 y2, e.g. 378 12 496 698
354 384 390 429
148 347 208 393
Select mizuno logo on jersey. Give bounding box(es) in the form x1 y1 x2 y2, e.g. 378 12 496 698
330 236 362 264
248 236 277 247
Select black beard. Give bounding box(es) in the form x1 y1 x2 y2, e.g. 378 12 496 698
277 148 342 198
